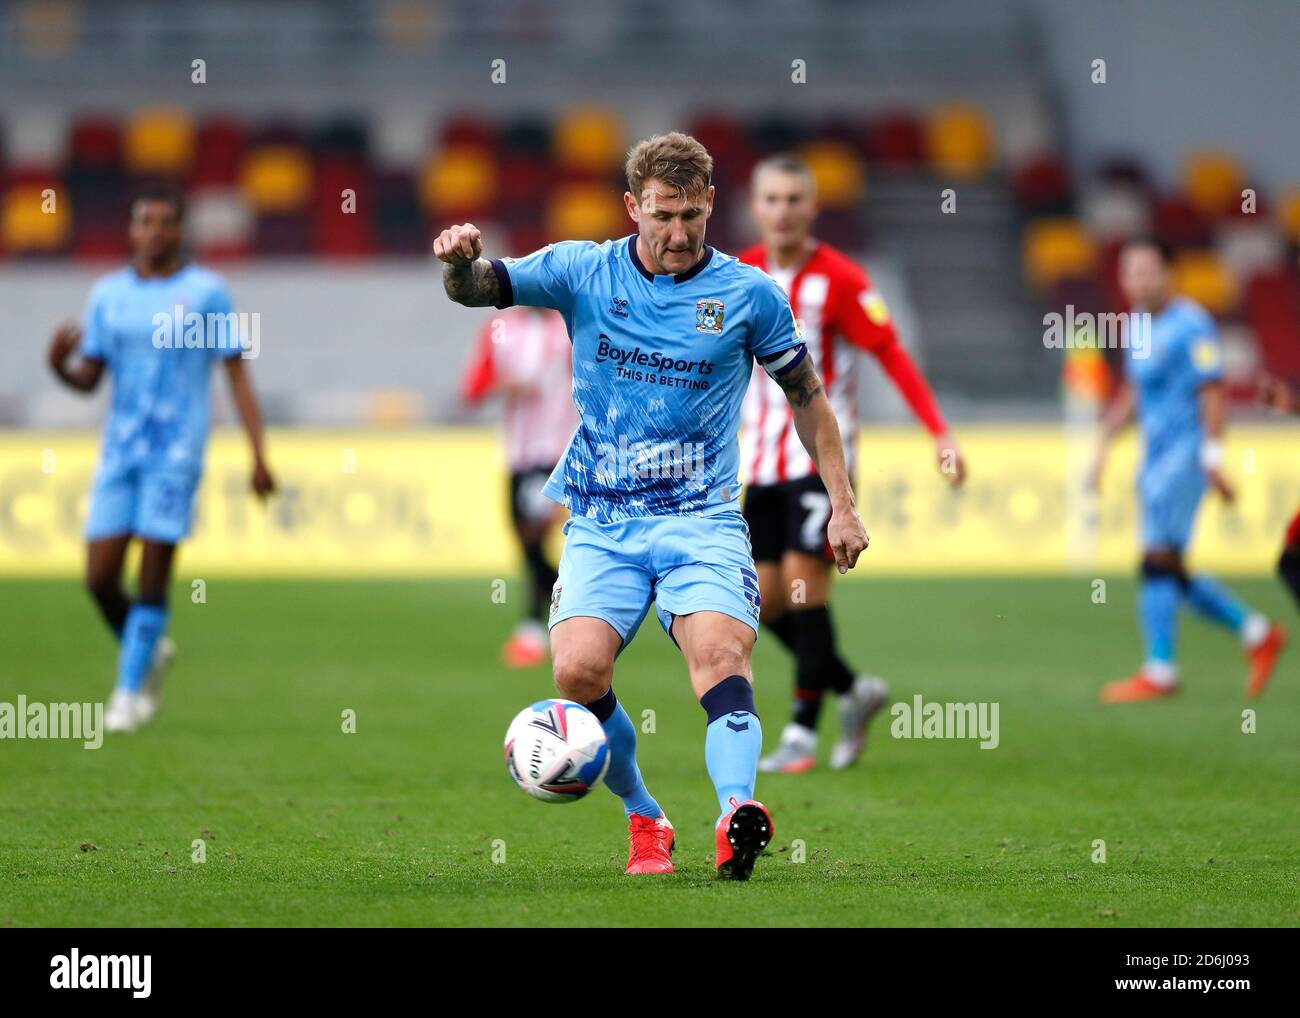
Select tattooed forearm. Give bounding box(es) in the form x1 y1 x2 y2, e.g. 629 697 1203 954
443 258 502 307
777 357 824 409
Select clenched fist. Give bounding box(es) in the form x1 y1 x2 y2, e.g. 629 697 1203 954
433 223 483 265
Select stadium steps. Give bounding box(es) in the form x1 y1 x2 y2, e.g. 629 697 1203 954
866 176 1058 405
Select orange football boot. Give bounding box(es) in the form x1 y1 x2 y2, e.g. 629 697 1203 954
1099 672 1179 703
1246 625 1287 699
626 814 675 875
502 628 547 668
714 798 774 881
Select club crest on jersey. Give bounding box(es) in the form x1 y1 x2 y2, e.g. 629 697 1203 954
696 299 725 334
608 296 629 319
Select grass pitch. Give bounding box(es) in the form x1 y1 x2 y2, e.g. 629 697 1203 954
1 576 1296 927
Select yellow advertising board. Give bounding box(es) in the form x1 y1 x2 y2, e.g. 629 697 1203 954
0 426 1296 576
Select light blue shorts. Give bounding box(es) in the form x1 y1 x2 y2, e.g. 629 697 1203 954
549 511 761 648
85 460 201 545
1139 453 1206 551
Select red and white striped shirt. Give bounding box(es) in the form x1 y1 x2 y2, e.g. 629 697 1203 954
739 240 947 486
460 307 577 470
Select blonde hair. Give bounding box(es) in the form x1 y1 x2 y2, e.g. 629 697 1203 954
625 132 714 202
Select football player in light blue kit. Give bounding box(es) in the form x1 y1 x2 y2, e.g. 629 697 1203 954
436 132 869 879
47 185 275 733
1089 238 1285 702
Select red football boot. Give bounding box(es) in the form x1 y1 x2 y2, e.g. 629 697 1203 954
1099 672 1179 704
626 814 675 875
1246 625 1287 699
714 798 774 881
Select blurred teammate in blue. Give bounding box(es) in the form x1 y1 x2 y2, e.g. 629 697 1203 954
435 132 869 880
46 185 274 733
1088 238 1285 702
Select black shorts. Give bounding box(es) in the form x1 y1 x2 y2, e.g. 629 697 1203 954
743 475 835 563
509 466 556 527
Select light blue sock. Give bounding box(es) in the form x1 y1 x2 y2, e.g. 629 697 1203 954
587 690 662 819
701 675 763 823
1139 576 1180 667
1184 574 1248 632
117 601 167 693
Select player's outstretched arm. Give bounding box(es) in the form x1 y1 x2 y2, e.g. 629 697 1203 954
46 322 104 393
434 223 501 308
778 357 869 573
223 357 275 499
1087 381 1136 492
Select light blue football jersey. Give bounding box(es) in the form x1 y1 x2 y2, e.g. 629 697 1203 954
1124 296 1224 468
491 235 804 521
81 263 242 473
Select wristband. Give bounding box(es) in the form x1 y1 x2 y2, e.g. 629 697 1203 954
1200 439 1225 471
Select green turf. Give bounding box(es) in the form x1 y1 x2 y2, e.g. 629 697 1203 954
0 576 1296 927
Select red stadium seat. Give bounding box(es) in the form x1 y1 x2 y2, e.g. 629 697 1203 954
1246 269 1300 379
69 116 122 170
1012 155 1072 214
1152 195 1212 250
866 111 925 169
192 117 248 188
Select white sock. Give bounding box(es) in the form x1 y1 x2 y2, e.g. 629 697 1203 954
1142 660 1178 687
1240 614 1270 649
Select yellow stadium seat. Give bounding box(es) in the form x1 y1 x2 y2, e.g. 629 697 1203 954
124 109 195 175
1173 250 1237 315
546 184 622 241
239 146 314 212
1183 151 1244 218
926 104 994 178
2 185 71 252
420 146 496 212
554 109 623 173
1022 217 1096 289
1277 187 1300 242
796 141 864 208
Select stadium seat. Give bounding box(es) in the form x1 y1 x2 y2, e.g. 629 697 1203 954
1172 250 1237 315
124 109 195 176
440 115 495 151
866 111 925 169
191 117 248 187
1013 155 1073 216
240 145 314 213
188 187 254 260
3 182 71 253
1182 150 1244 219
254 211 313 255
925 104 994 178
1277 187 1300 243
1022 217 1096 290
421 145 496 216
1245 269 1300 378
314 156 373 257
546 182 623 241
1080 183 1149 239
796 141 864 209
1217 221 1285 283
68 117 122 171
1152 195 1211 250
553 109 623 174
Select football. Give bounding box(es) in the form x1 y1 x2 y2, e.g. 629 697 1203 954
504 699 610 803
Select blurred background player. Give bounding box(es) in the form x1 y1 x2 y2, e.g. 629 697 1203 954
1089 239 1285 703
459 306 576 666
740 154 967 774
46 185 274 732
1258 373 1300 611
